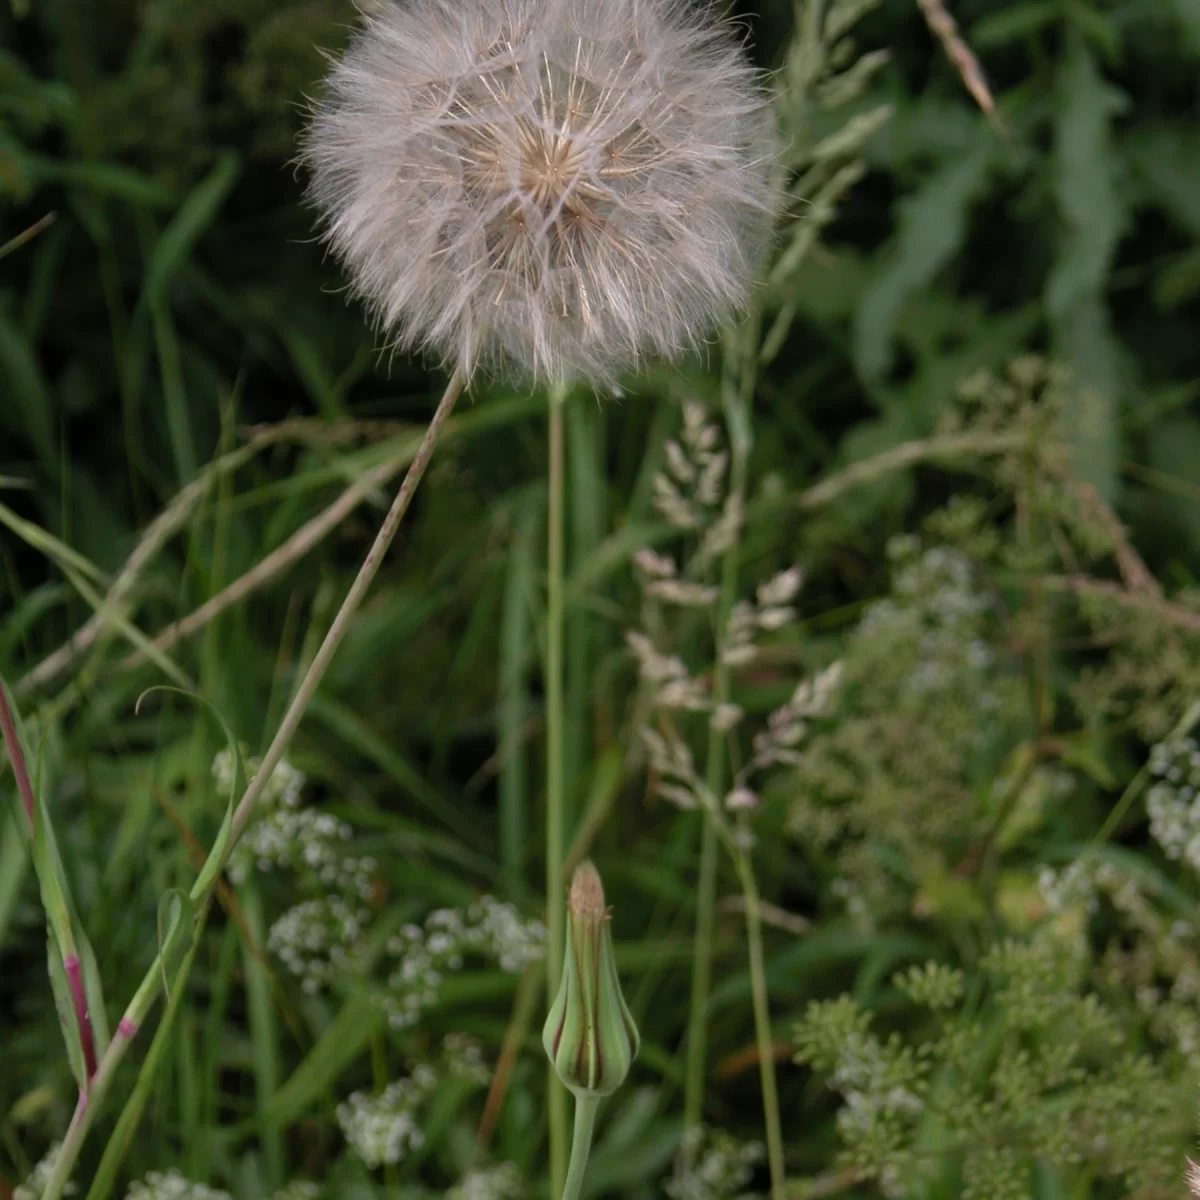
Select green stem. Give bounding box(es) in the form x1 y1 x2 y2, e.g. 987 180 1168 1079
546 382 569 1198
684 815 718 1129
36 370 465 1200
561 1095 599 1200
735 853 785 1198
683 531 741 1129
684 342 751 1130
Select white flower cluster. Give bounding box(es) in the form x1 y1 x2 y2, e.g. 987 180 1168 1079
1036 854 1144 920
1146 738 1200 873
447 1163 525 1200
381 898 545 1029
443 1032 491 1086
233 807 375 895
215 751 375 895
336 1065 438 1167
14 1144 76 1200
665 1126 764 1200
124 1171 231 1200
268 896 370 994
272 1186 320 1200
830 1035 924 1200
860 541 994 699
1037 860 1103 917
212 748 304 809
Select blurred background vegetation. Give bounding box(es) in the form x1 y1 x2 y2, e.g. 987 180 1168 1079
4 0 1200 1197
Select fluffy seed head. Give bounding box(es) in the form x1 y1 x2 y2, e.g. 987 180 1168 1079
303 0 774 382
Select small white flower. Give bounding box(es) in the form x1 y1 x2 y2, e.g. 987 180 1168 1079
14 1144 77 1200
448 1164 525 1200
337 1075 433 1168
124 1170 231 1200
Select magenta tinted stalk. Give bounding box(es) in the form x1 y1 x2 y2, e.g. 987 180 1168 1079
0 679 36 830
64 955 97 1081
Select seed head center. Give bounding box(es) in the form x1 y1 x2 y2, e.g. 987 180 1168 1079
523 127 589 212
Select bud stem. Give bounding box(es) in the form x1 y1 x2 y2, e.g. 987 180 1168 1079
546 381 570 1196
561 1095 599 1200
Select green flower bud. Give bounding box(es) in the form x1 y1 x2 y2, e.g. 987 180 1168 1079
542 861 640 1098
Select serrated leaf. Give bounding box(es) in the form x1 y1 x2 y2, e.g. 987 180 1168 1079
48 932 86 1091
156 889 195 1000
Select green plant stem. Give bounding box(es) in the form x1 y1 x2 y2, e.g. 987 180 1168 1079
683 507 742 1130
734 852 785 1199
546 381 569 1199
562 1095 599 1200
684 814 718 1129
36 368 465 1200
683 336 752 1131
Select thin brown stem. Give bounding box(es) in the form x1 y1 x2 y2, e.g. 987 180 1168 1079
227 369 465 851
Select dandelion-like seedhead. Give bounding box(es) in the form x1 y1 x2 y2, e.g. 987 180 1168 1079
304 0 774 382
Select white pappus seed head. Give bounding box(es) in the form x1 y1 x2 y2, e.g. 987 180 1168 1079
303 0 774 383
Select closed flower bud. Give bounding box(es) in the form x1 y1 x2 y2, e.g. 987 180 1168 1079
542 861 639 1098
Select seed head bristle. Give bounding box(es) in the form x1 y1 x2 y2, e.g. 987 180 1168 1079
303 0 774 383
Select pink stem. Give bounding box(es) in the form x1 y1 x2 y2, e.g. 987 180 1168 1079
64 956 98 1082
0 680 35 832
117 1017 137 1039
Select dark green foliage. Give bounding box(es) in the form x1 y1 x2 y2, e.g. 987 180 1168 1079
3 0 1200 1198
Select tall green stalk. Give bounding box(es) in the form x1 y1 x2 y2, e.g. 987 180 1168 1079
683 470 744 1130
683 326 752 1132
546 381 569 1197
735 853 786 1197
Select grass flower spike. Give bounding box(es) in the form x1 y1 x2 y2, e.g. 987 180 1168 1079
303 0 773 382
